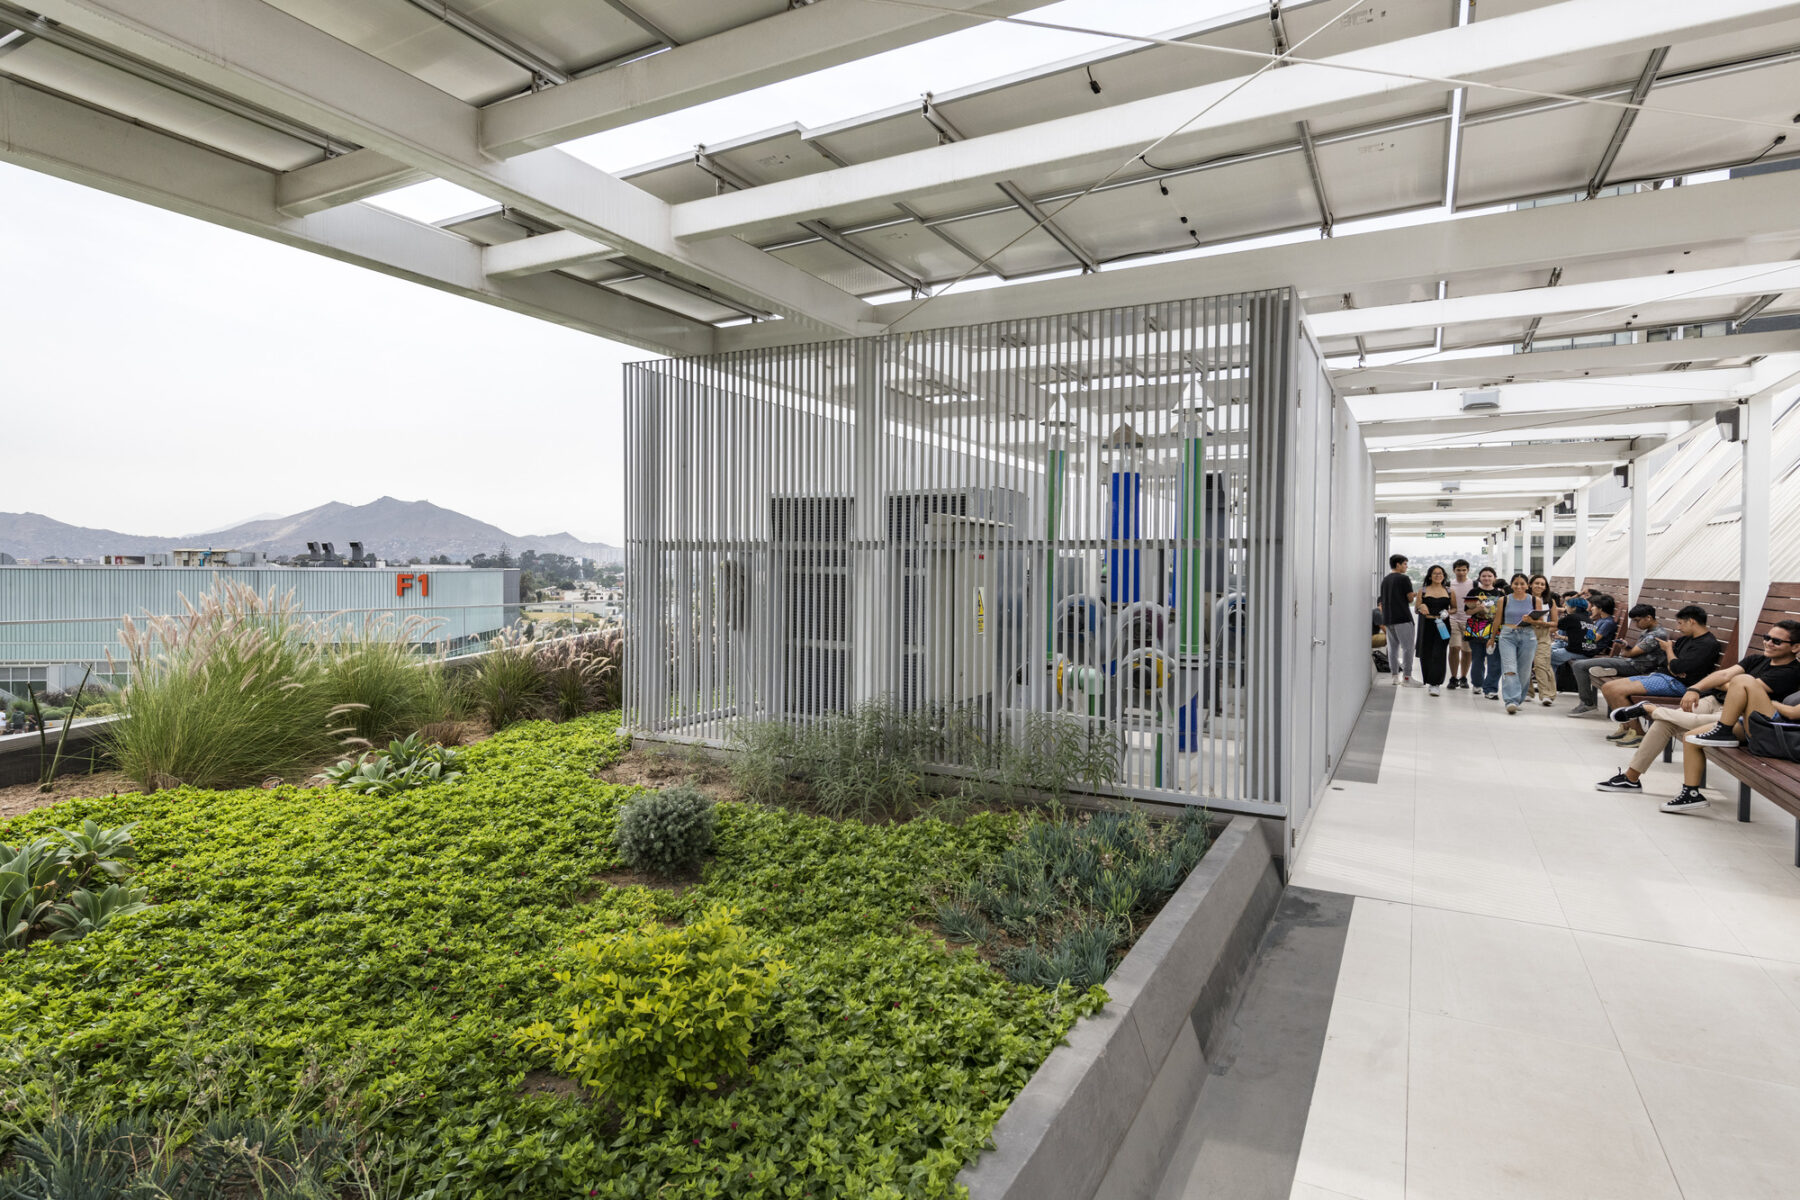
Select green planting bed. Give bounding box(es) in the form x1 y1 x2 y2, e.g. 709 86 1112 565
1 714 1117 1199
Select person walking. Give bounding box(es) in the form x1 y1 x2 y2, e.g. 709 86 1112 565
1447 560 1475 689
1496 572 1541 714
1526 574 1560 706
1463 566 1505 699
1378 554 1418 687
1415 564 1454 696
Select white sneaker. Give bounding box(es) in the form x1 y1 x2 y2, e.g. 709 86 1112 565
1540 698 1553 707
1428 684 1441 696
1506 703 1519 714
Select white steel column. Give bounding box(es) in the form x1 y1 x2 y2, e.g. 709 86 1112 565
852 338 891 702
1574 485 1591 589
1740 393 1775 658
1542 503 1557 579
1628 461 1649 607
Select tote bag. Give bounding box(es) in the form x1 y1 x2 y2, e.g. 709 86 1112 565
1746 712 1800 764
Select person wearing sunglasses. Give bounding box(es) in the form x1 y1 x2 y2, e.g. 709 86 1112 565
1598 619 1800 812
1684 620 1800 747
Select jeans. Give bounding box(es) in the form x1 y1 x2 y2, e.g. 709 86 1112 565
1572 656 1647 706
1497 628 1538 706
1550 645 1583 669
1384 623 1416 679
1468 639 1498 693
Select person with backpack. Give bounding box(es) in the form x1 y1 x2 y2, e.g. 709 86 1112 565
1462 566 1506 699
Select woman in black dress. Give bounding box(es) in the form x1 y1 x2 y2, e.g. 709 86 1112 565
1415 564 1455 696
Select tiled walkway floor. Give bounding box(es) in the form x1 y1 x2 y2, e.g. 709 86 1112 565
1288 680 1800 1200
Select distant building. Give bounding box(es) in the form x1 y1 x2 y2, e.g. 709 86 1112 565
0 564 519 694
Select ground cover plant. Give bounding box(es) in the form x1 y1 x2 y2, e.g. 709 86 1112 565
2 714 1130 1199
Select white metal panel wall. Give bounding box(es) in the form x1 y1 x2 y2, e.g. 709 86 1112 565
626 292 1309 820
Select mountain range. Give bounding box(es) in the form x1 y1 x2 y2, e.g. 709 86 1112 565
0 497 622 564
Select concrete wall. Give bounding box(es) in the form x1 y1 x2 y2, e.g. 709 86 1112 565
960 815 1285 1200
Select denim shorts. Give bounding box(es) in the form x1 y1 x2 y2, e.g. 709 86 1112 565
1637 672 1687 698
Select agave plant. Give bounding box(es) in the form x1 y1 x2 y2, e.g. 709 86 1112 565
322 733 462 797
2 838 66 951
3 821 148 951
44 884 151 943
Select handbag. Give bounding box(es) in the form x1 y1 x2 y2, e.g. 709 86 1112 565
1746 712 1800 763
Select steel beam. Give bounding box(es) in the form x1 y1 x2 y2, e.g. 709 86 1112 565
1311 260 1800 339
672 0 1800 241
720 166 1800 347
1360 402 1727 442
1574 484 1591 589
595 0 680 48
1379 465 1612 486
401 0 570 86
30 0 877 337
1740 389 1776 656
1296 120 1334 237
1372 439 1653 471
1335 330 1800 390
0 77 712 355
483 229 619 279
919 99 1098 273
1378 496 1563 514
1587 47 1669 198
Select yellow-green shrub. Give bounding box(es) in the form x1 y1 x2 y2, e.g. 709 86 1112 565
517 908 786 1114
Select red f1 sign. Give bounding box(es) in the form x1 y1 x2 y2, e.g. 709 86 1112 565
396 572 430 598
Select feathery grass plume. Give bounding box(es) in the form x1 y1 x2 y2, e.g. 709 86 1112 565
104 580 340 791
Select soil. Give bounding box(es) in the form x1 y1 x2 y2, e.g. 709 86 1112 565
0 770 140 821
518 1070 588 1100
594 745 736 801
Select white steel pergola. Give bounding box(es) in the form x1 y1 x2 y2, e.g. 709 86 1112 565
2 0 1798 646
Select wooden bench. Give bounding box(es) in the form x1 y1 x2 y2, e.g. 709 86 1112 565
1704 745 1800 867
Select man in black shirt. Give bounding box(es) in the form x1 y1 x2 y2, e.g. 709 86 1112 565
1597 606 1721 729
1378 554 1418 687
1686 620 1800 748
1598 619 1800 812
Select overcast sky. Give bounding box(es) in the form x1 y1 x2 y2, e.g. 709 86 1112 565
0 0 1234 546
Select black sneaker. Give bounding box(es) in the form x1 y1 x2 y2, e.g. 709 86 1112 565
1595 772 1643 792
1609 702 1651 723
1685 723 1742 748
1662 788 1710 814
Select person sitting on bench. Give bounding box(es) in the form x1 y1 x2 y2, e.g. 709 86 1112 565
1567 603 1668 717
1597 621 1800 812
1683 621 1800 749
1596 606 1722 742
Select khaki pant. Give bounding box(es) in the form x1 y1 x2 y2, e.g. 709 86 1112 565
1628 699 1721 776
1530 628 1556 699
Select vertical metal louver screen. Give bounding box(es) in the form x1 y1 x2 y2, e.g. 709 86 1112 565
625 290 1310 817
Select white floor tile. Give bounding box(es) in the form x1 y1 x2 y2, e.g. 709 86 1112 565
1405 1013 1681 1200
1408 907 1615 1050
1575 931 1800 1087
1334 898 1412 1009
1628 1057 1800 1200
1291 997 1409 1200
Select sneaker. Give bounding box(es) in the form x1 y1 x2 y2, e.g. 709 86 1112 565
1662 788 1710 814
1506 703 1519 714
1605 724 1631 741
1595 772 1643 792
1609 702 1650 724
1617 731 1644 747
1541 698 1554 707
1428 684 1441 696
1685 723 1742 748
1486 691 1499 700
1568 703 1595 717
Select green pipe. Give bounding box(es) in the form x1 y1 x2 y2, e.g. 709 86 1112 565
1044 439 1068 662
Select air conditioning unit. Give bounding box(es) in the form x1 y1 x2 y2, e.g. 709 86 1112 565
1460 388 1500 411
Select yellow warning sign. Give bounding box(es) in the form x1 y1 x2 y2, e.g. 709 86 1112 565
975 586 987 635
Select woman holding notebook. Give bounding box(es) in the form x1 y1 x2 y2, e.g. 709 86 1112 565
1496 572 1552 714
